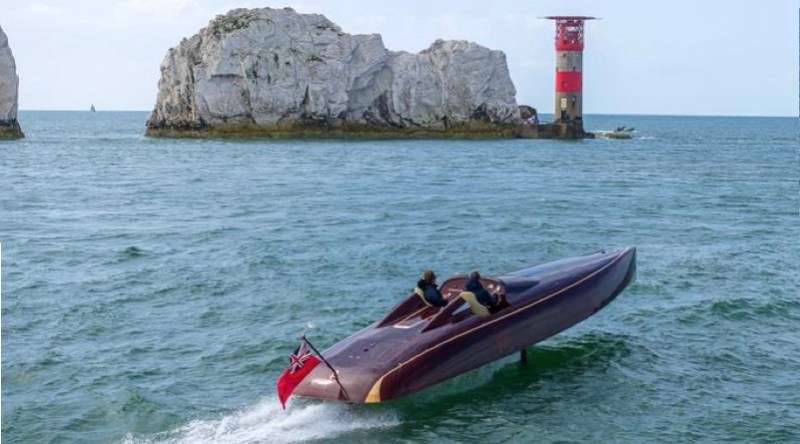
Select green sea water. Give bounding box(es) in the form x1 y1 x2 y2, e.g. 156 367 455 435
2 112 798 443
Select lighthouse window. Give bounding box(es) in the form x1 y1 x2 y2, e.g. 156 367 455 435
561 81 567 88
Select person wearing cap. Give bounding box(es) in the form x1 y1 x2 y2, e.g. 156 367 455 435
415 270 447 307
466 271 500 313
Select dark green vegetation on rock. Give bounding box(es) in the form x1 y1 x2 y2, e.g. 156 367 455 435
0 120 23 139
146 121 522 139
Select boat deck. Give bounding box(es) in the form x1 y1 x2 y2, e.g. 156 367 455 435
380 276 506 330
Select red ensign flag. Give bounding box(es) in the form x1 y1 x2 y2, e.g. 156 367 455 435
277 339 320 409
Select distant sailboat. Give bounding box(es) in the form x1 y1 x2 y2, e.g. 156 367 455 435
90 104 96 112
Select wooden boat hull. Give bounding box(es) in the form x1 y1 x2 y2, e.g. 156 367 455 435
293 247 636 403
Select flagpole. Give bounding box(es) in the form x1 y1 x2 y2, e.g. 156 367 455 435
302 335 351 401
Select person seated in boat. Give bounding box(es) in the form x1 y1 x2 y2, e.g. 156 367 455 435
465 271 500 313
415 270 447 307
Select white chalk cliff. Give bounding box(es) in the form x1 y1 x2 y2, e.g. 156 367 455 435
0 24 23 138
147 8 520 136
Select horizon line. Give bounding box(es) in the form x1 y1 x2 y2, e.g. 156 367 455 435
15 109 798 119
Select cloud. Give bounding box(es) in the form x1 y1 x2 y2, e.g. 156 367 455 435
108 0 205 27
25 2 62 16
349 13 388 33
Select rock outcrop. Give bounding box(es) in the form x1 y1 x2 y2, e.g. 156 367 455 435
0 25 23 139
147 8 520 138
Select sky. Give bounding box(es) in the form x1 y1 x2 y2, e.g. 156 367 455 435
2 0 798 116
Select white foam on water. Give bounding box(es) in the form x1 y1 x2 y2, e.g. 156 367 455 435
123 397 399 444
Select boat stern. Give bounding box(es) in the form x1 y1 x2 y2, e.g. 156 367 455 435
292 363 379 402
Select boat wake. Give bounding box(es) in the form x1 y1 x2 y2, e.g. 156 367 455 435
122 397 399 444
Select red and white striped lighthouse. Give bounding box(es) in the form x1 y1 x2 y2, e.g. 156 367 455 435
544 16 596 128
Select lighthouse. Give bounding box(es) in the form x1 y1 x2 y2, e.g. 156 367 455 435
544 16 596 130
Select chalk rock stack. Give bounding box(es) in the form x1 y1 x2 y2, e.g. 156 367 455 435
147 7 520 137
0 25 23 139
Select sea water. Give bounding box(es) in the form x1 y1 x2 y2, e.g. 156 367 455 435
2 112 798 443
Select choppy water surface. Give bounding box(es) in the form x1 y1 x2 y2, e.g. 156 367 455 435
2 112 798 443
